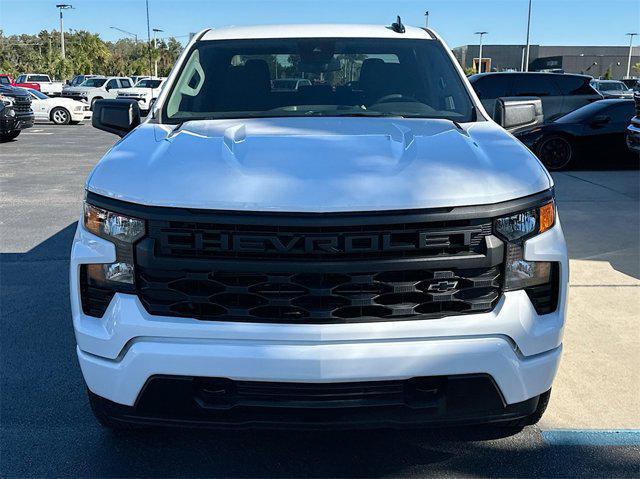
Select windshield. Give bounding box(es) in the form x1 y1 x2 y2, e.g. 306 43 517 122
599 82 626 92
70 76 86 86
163 38 475 123
29 89 49 100
81 78 107 87
0 77 10 85
136 79 162 88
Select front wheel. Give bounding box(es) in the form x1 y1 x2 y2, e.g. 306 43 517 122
536 135 573 170
51 107 71 125
0 130 20 141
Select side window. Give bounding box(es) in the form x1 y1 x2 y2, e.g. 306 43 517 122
16 75 26 83
471 75 513 99
119 79 132 88
105 79 119 90
513 74 560 97
556 76 597 95
604 103 635 123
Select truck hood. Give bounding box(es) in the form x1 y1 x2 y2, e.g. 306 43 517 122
63 86 94 94
115 87 156 96
87 117 552 212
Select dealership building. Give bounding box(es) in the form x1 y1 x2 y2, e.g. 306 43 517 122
452 44 640 78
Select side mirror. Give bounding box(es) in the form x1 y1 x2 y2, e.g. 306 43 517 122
92 99 140 137
494 97 543 132
590 115 611 127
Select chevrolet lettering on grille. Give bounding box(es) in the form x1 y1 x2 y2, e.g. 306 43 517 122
163 229 482 256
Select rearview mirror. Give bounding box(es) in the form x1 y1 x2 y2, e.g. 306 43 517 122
92 99 141 137
494 97 543 132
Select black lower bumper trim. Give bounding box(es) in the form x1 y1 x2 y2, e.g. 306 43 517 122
90 374 541 430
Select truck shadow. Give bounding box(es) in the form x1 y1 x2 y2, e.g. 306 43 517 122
1 222 637 478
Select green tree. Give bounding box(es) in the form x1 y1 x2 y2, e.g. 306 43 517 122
0 29 183 80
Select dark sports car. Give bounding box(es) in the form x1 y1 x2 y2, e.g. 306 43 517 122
515 99 635 170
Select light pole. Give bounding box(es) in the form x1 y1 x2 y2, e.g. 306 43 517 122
152 28 163 77
425 11 429 29
626 33 638 79
110 26 138 42
524 0 532 71
55 4 73 60
475 31 487 73
145 0 153 76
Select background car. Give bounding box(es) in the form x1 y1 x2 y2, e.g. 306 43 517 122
469 72 602 122
516 99 635 170
130 75 151 84
271 78 312 91
590 79 634 99
26 88 90 125
114 77 166 113
0 73 41 91
0 84 34 140
15 73 64 96
67 74 98 88
62 76 134 109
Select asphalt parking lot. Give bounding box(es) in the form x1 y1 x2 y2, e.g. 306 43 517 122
1 122 639 478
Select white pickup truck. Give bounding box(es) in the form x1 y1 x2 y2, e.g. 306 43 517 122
62 76 134 110
15 74 64 96
76 20 568 430
115 77 166 112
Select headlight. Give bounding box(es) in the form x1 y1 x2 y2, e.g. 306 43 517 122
494 200 556 292
0 94 13 106
83 202 145 285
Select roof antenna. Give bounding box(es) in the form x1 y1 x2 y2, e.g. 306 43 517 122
391 16 405 34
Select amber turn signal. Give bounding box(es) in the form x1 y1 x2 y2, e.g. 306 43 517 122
539 202 555 234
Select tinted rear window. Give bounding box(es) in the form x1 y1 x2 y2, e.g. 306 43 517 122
470 75 513 99
29 75 50 82
512 74 560 97
555 76 596 95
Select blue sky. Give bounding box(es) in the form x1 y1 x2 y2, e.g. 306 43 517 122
1 0 638 48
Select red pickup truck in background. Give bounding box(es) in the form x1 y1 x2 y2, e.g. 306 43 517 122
0 74 41 91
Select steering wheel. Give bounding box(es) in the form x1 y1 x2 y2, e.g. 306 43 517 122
372 93 417 104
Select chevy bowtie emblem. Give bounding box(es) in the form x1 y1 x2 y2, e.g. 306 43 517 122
427 281 458 293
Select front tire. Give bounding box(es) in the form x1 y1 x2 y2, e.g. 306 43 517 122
0 130 20 141
536 135 573 170
51 107 71 125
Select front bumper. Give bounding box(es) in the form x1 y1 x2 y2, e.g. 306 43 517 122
626 120 640 153
0 111 18 133
117 96 150 109
71 214 568 421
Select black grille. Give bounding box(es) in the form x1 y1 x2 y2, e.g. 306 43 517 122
634 92 640 118
12 96 31 113
149 219 492 260
191 376 447 409
137 266 501 323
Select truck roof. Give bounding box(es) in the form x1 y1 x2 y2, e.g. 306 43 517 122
200 24 433 41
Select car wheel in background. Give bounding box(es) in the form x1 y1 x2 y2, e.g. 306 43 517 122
537 135 573 170
0 130 20 141
51 107 71 125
